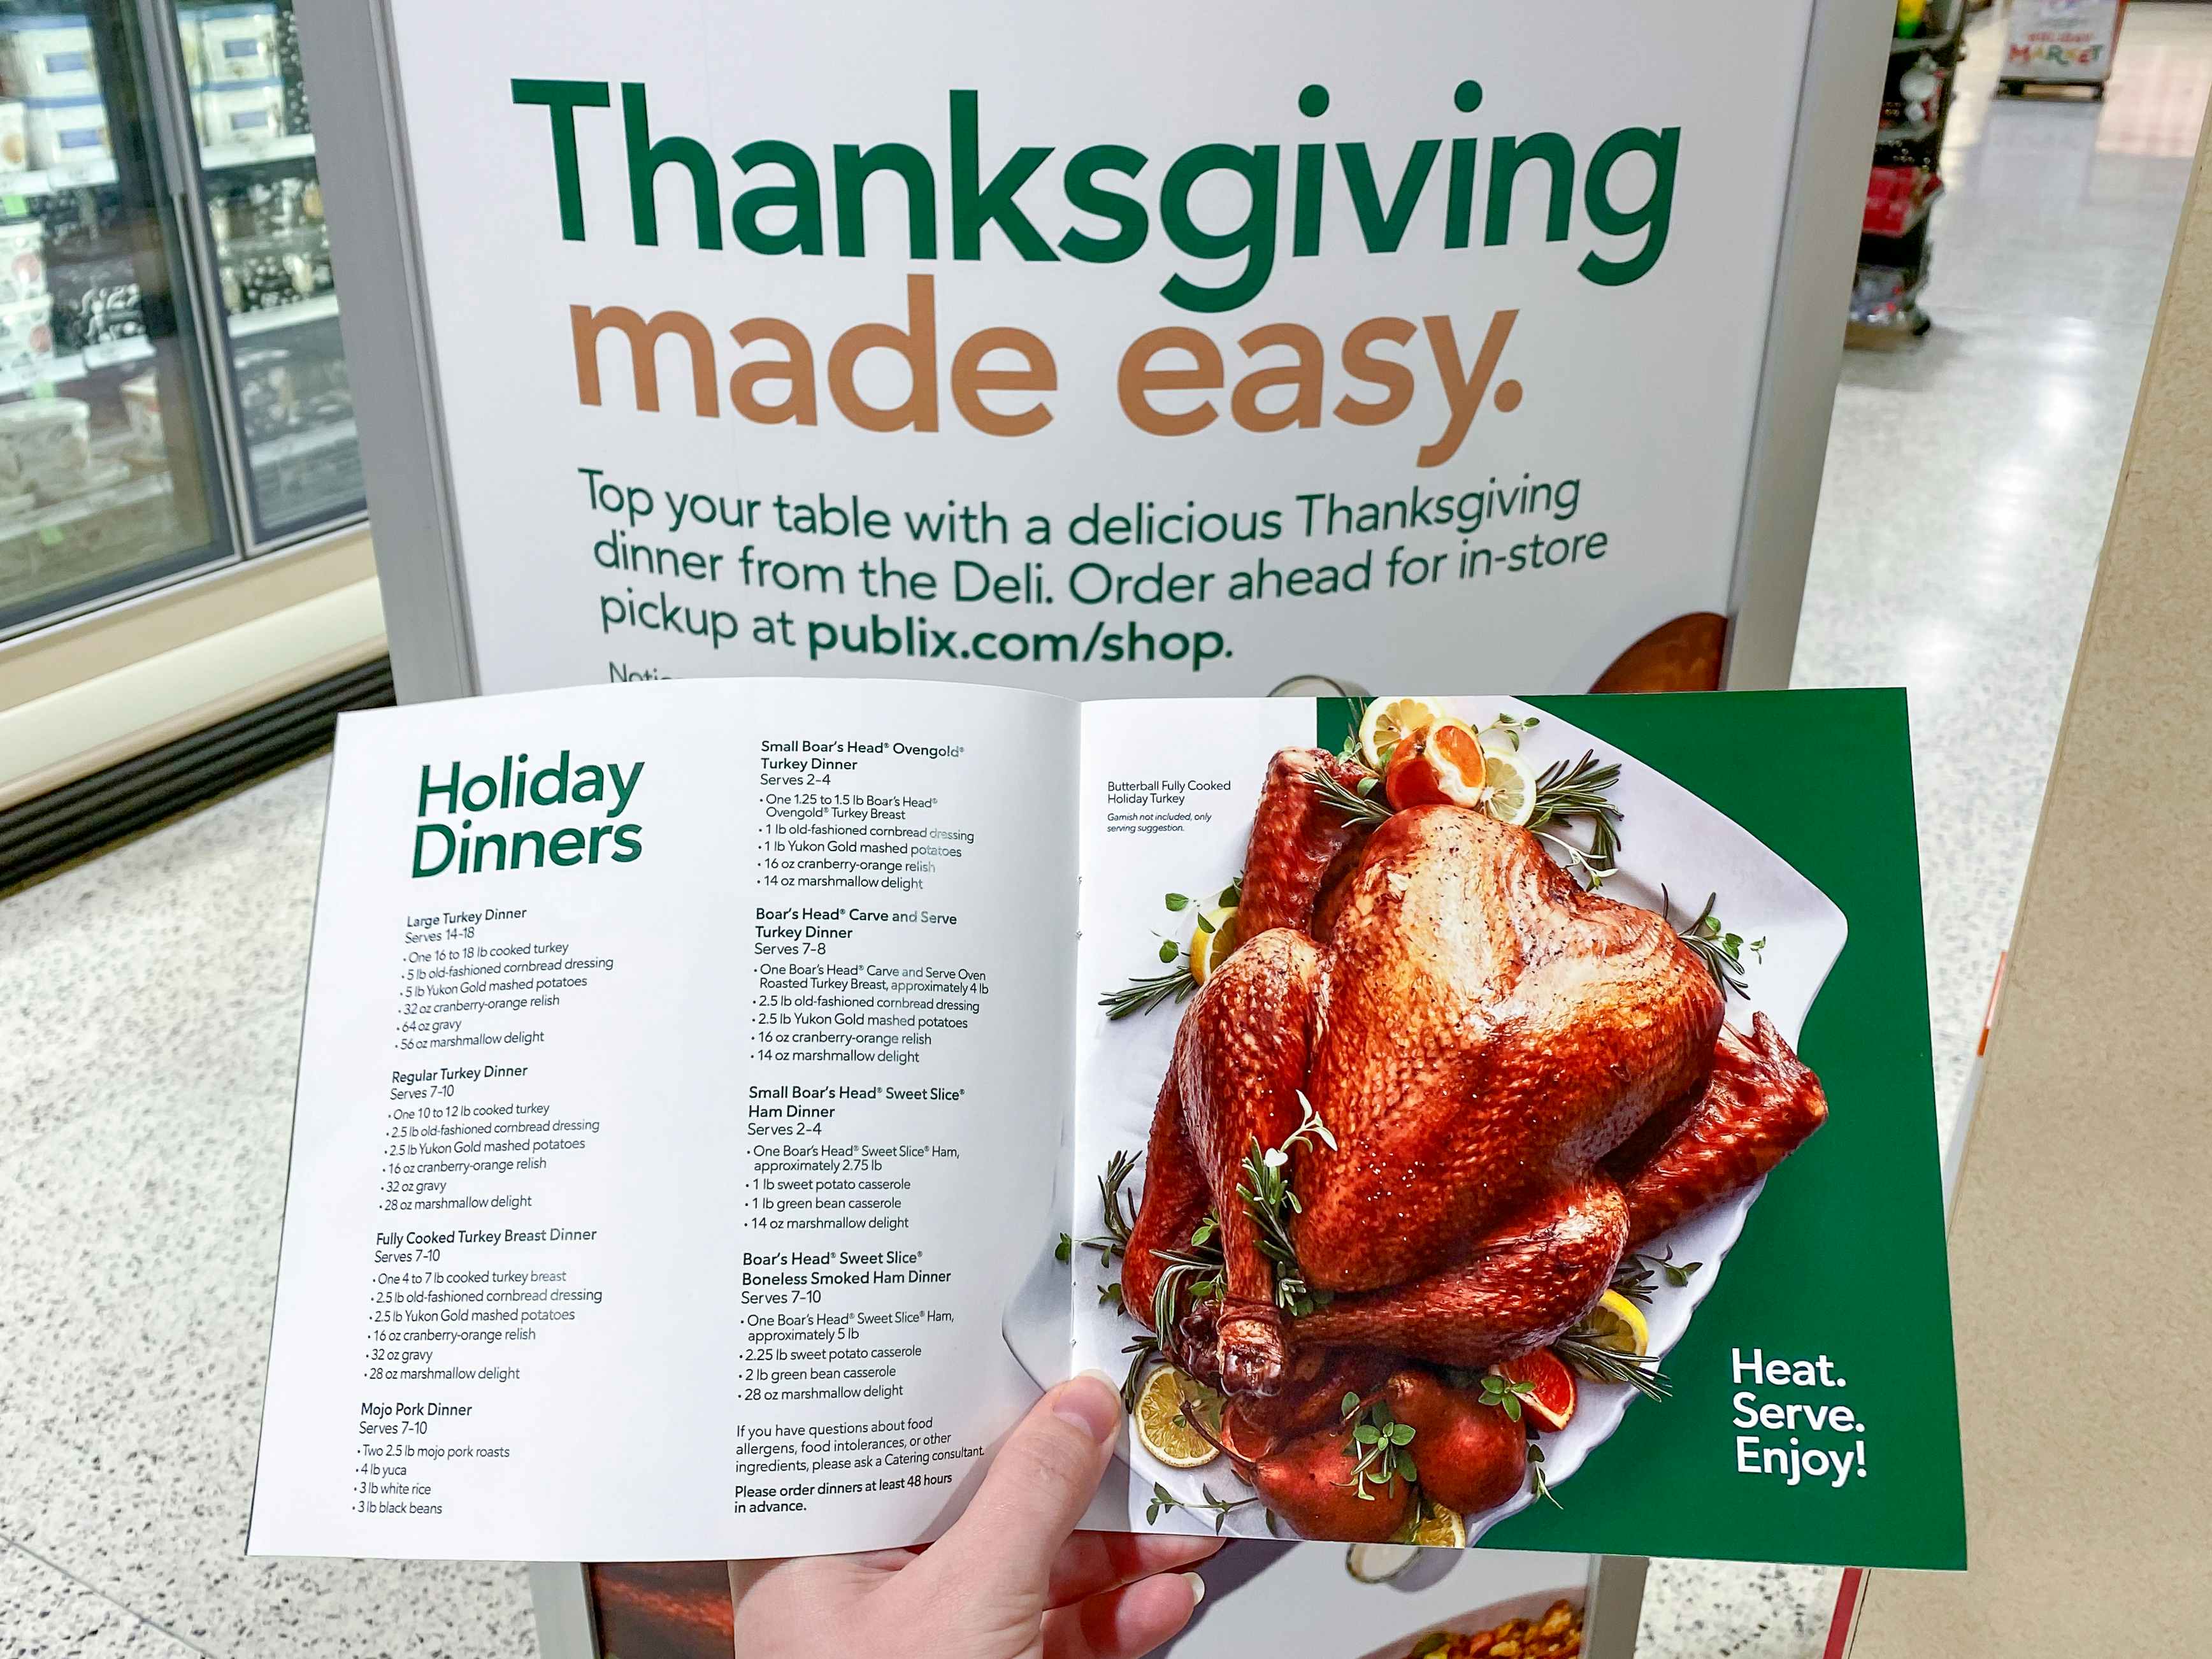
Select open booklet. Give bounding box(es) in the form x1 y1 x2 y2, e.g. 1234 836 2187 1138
248 679 1965 1570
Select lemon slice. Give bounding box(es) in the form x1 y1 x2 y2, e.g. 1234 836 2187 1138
1346 1542 1420 1583
1479 747 1539 827
1187 904 1240 986
1581 1290 1650 1357
1358 696 1449 772
1411 1502 1467 1548
1135 1367 1223 1469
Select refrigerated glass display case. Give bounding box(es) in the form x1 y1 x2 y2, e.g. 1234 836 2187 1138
162 0 361 540
0 0 361 642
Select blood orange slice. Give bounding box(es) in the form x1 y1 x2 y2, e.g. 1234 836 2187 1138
1493 1348 1577 1433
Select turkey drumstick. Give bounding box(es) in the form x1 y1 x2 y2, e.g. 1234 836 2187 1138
1233 747 1372 937
1124 928 1321 1395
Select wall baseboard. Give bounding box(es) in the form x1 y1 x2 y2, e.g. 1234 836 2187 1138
0 656 393 894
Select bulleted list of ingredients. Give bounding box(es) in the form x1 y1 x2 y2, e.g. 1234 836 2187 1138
253 679 1075 1561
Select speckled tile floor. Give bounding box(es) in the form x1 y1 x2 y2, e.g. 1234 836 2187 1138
4 10 2209 1658
0 759 538 1658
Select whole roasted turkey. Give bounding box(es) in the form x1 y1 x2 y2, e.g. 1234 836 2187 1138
1121 745 1827 1532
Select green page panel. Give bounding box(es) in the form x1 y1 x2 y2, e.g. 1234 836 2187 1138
1320 690 1964 1568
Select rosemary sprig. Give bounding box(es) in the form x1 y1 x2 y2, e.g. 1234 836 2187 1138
1236 1095 1338 1315
1309 766 1393 827
1611 1247 1703 1307
1119 1336 1159 1411
1100 966 1198 1021
1138 1163 1229 1338
1663 887 1764 999
1147 1479 1264 1532
1339 1392 1418 1498
1147 1233 1227 1348
1526 750 1623 887
1080 1150 1142 1267
1554 1332 1672 1402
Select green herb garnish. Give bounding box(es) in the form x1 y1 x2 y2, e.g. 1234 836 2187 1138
1310 766 1393 827
1340 1393 1418 1499
1100 966 1197 1020
1665 887 1765 998
1611 1247 1703 1306
1147 1479 1263 1532
1528 1440 1563 1509
1479 1372 1537 1421
1528 750 1624 887
1237 1095 1338 1315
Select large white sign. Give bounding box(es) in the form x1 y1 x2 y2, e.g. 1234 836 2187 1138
386 0 1815 696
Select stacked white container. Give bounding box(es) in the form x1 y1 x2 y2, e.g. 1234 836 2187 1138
196 5 278 83
175 12 204 86
0 15 101 99
188 5 285 148
22 94 107 168
201 78 284 147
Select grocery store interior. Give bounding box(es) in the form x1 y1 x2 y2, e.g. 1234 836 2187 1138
0 1 2204 1655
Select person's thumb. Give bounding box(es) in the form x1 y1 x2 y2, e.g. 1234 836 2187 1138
914 1373 1123 1609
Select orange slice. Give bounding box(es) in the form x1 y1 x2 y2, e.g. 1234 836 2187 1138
1384 720 1488 810
1357 697 1450 772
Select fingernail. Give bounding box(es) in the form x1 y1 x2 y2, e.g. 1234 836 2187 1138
1053 1372 1123 1444
1181 1572 1206 1608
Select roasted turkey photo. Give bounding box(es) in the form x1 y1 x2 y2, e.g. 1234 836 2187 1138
1056 696 1844 1548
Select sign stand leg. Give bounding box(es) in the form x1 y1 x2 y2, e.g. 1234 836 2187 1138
1584 1556 1650 1659
529 1563 599 1659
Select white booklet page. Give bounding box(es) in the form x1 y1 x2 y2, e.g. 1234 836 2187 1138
252 679 1075 1560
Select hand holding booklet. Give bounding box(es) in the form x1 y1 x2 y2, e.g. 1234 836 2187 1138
249 679 1964 1569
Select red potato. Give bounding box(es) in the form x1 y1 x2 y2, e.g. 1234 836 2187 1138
1254 1419 1415 1542
1384 1368 1527 1515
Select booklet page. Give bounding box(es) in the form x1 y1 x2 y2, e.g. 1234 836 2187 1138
1051 691 1964 1570
250 679 1076 1561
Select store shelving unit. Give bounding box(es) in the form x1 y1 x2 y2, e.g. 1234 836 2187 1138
1849 1 1971 346
0 133 317 199
227 289 337 336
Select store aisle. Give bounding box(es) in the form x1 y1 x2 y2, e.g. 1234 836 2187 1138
1642 5 2212 1655
1806 0 2212 1142
3 10 2209 1658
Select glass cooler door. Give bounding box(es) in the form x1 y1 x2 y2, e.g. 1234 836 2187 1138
154 0 361 546
0 0 229 638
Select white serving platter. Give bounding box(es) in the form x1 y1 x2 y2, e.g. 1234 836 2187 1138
1009 696 1847 1545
